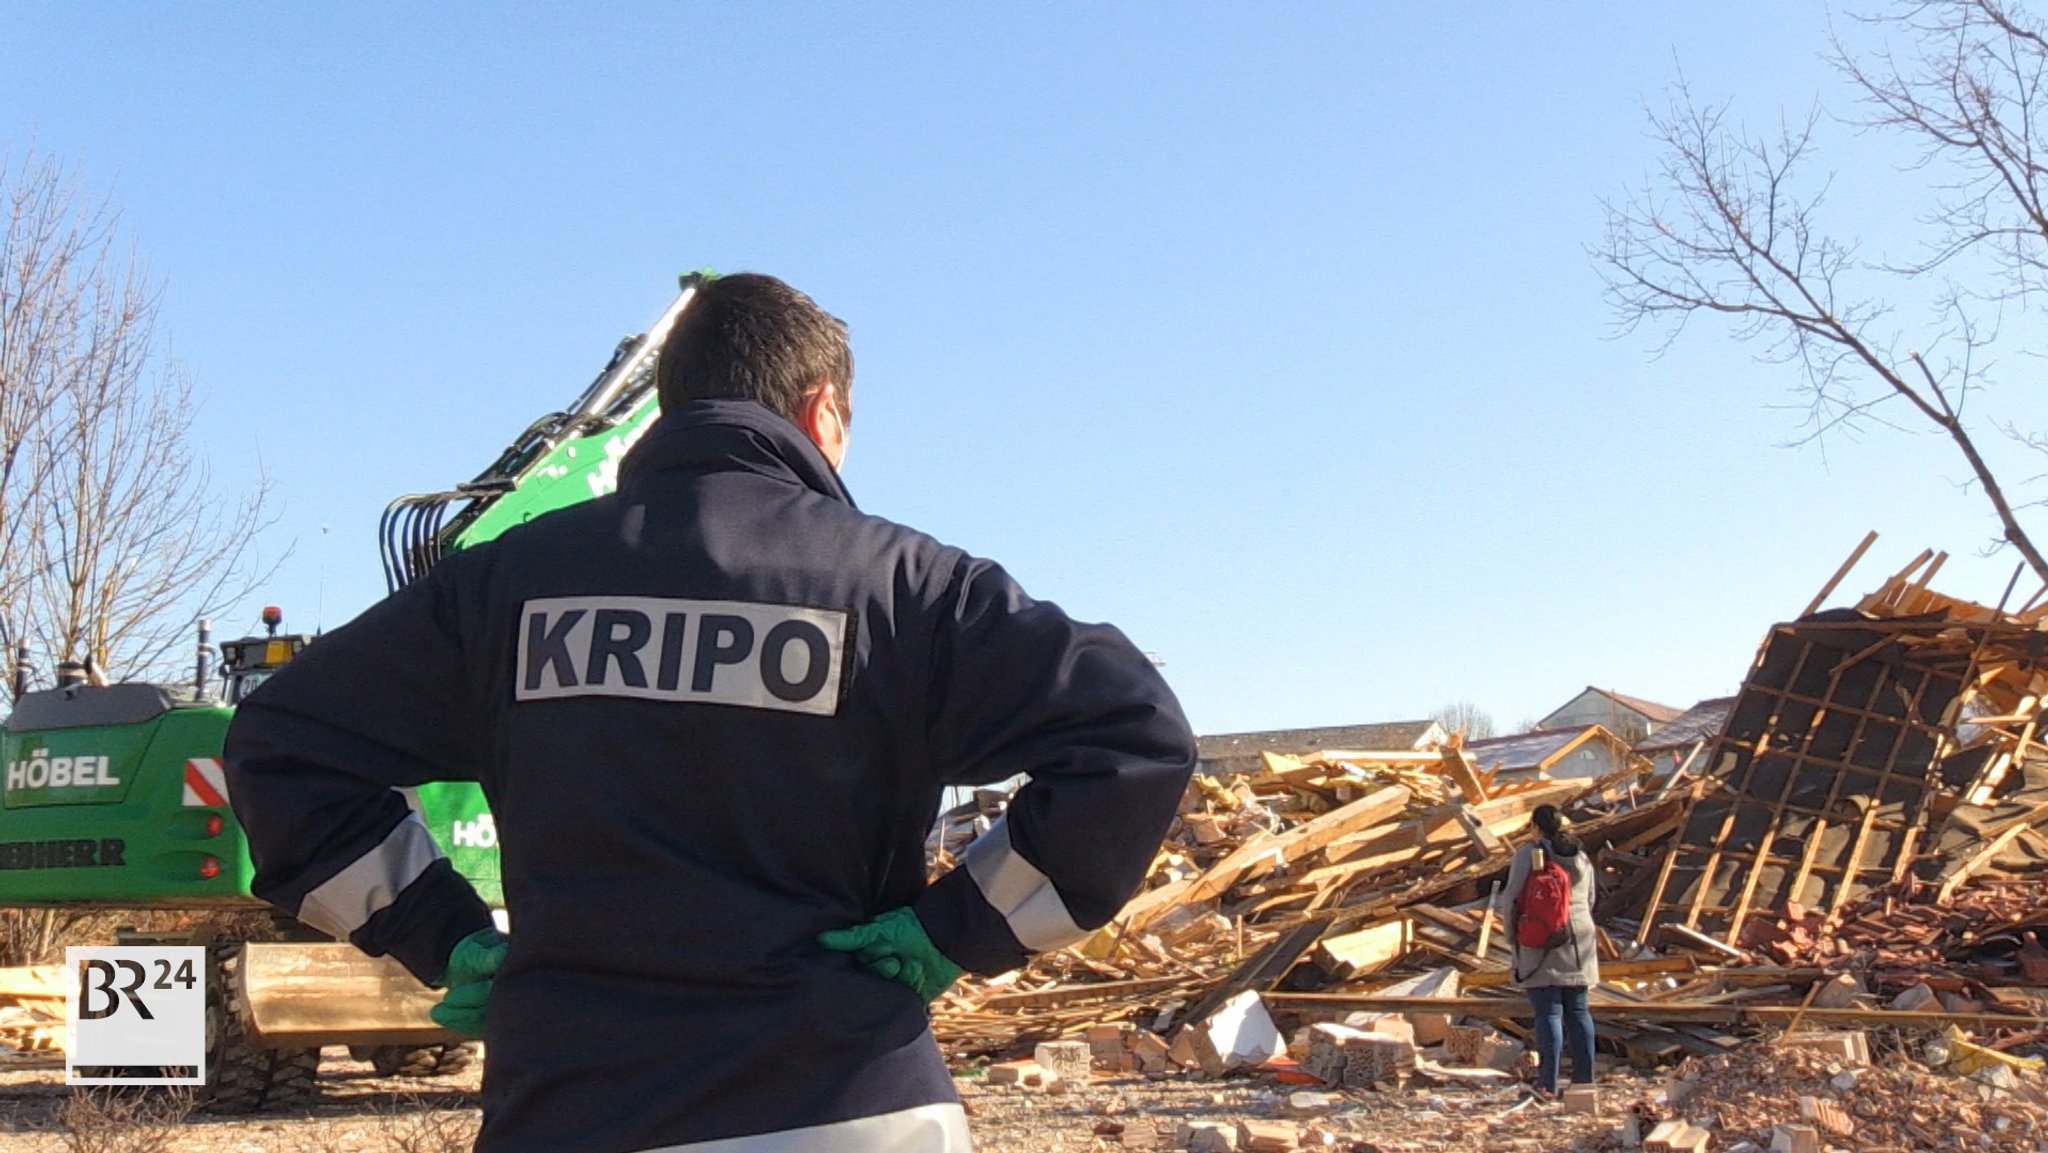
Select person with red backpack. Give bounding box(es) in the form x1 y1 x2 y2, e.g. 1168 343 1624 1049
1505 803 1598 1097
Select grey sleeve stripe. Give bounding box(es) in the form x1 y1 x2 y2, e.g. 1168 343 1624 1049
961 816 1087 952
629 1102 968 1152
295 813 442 941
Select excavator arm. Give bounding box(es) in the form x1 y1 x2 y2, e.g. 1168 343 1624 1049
379 271 710 590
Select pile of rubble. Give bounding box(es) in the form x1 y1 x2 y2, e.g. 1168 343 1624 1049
928 737 1680 1062
1657 1040 2045 1152
930 539 2048 1151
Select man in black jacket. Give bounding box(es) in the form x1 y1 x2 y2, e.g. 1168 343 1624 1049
224 273 1197 1153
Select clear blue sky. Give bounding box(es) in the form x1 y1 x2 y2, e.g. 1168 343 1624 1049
11 3 2048 735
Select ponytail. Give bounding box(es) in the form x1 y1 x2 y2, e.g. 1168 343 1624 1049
1531 804 1582 856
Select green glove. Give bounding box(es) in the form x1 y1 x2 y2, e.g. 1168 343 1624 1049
430 927 508 1039
818 907 964 1002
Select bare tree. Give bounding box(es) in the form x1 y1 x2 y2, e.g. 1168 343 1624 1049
1431 700 1497 740
0 151 275 686
1598 0 2048 584
0 152 91 648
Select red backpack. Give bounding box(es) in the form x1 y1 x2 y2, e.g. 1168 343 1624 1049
1514 850 1574 951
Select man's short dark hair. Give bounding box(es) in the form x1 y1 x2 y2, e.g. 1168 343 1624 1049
656 273 853 426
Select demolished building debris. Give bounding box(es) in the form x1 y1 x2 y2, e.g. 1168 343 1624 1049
921 534 2048 1149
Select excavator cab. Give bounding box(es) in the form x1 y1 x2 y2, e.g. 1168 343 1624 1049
217 607 310 705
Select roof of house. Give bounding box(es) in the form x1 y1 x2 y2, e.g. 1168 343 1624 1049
1542 686 1688 726
1634 696 1737 754
1195 720 1442 761
1466 724 1630 773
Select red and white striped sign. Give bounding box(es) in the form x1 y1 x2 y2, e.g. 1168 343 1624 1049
182 758 228 807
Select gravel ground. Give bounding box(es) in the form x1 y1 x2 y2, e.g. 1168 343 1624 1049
8 1041 2037 1152
0 1053 1640 1153
0 1051 483 1153
958 1068 1632 1152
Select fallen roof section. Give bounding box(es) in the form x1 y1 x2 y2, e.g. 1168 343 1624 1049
1635 696 1737 757
1640 539 2048 947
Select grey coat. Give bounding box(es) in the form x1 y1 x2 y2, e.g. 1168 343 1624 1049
1503 838 1600 989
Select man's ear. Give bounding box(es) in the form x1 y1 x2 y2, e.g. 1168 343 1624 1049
796 379 848 470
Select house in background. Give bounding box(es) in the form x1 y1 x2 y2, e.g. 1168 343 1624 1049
1535 687 1686 744
1195 719 1447 778
1465 724 1643 782
1634 696 1737 776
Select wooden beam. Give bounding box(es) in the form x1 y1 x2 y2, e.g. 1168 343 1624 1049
1860 546 1935 614
1802 530 1879 617
1461 956 1694 988
1785 817 1829 910
1438 748 1489 805
1455 805 1508 856
1661 924 1744 960
1682 641 1820 931
1313 919 1411 980
976 975 1194 1011
1322 781 1578 870
1114 785 1411 935
1724 651 1887 943
1636 780 1702 947
1828 660 1944 916
1473 882 1500 962
1535 726 1608 774
1236 785 1412 883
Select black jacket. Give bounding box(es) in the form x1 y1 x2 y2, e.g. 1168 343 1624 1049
224 399 1196 1153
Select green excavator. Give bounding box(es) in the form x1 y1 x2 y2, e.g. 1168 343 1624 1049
0 272 709 1110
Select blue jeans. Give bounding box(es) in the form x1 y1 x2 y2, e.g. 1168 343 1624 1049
1526 984 1595 1092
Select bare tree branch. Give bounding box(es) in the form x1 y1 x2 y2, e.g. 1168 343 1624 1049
1431 700 1497 741
0 151 280 687
1597 4 2048 584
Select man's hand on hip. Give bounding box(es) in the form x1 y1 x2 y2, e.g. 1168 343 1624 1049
430 927 509 1039
818 907 964 1002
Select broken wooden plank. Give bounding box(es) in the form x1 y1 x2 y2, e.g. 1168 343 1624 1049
1120 785 1414 937
1934 798 2048 903
1461 956 1696 989
1312 919 1410 980
975 975 1196 1011
1802 530 1879 617
1438 747 1489 805
1454 805 1507 856
1660 923 1745 960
